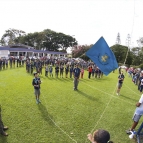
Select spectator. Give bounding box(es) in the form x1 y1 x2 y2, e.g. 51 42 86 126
138 72 143 91
126 94 143 135
65 65 69 78
69 65 73 78
55 64 59 78
81 67 84 79
87 129 113 143
60 65 64 78
49 65 53 77
45 64 49 77
88 66 92 79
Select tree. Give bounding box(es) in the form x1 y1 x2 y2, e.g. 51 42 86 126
110 44 129 64
15 29 78 52
0 28 26 46
116 33 121 44
72 44 93 60
43 29 77 52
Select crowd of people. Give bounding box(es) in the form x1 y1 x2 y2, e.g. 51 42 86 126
0 56 25 70
24 57 103 80
117 66 143 139
0 56 103 80
1 55 112 142
126 67 143 137
126 67 143 93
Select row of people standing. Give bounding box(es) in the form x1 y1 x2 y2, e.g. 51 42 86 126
127 67 143 93
88 65 103 79
0 59 8 70
0 56 25 71
48 64 84 79
26 59 85 79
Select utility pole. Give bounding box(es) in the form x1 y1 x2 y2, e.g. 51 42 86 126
116 33 121 45
126 34 131 48
124 34 131 65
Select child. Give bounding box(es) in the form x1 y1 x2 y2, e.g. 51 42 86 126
70 65 73 78
45 64 49 77
49 65 53 77
81 68 84 78
87 129 113 143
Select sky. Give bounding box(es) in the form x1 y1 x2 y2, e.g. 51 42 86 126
0 0 143 48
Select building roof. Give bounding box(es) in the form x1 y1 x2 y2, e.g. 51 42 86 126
0 46 67 55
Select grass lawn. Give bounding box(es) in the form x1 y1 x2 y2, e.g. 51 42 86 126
0 67 141 143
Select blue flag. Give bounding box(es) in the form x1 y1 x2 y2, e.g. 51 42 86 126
86 37 118 76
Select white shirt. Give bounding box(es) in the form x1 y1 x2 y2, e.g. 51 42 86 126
141 79 143 85
135 94 143 115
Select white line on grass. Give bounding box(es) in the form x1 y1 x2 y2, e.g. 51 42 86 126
42 94 77 143
82 82 134 105
84 82 117 143
83 83 134 143
124 83 140 96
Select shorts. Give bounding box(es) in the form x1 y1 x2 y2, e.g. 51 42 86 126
34 89 40 96
132 113 142 122
118 83 122 89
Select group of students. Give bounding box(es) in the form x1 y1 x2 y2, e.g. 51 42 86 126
88 65 103 79
32 64 82 104
117 67 143 139
0 56 25 71
26 58 85 79
31 70 114 143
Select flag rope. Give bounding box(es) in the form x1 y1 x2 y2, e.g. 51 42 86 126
123 0 135 65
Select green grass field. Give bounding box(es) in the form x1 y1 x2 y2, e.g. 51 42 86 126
0 67 141 143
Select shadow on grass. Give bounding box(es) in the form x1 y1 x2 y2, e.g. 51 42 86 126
0 136 7 143
77 90 97 101
38 104 55 126
120 94 138 102
57 78 72 82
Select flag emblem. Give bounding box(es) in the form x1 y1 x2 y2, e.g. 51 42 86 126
98 53 110 65
86 37 118 75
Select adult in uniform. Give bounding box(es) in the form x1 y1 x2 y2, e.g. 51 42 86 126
73 64 80 90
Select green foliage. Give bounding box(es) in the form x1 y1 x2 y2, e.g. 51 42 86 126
72 44 93 59
110 44 128 63
0 28 26 46
139 64 143 70
15 29 77 51
0 28 78 52
80 54 90 61
0 66 141 143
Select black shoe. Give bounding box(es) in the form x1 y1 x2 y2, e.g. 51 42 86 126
2 132 8 136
